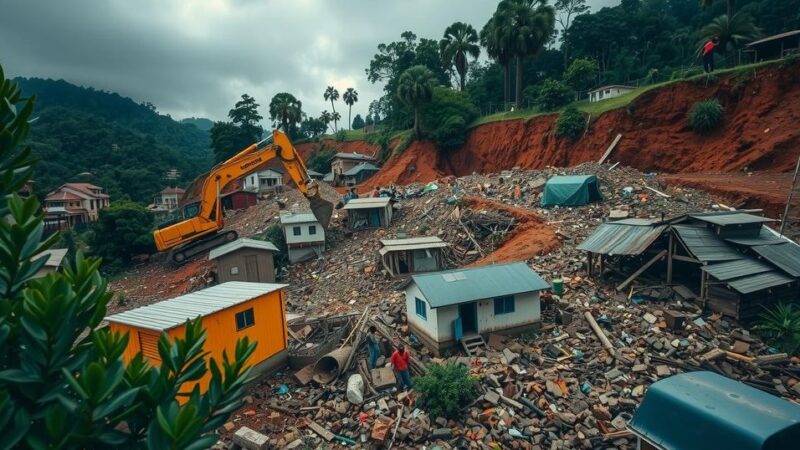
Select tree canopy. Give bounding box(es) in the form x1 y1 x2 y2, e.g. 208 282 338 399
211 94 264 163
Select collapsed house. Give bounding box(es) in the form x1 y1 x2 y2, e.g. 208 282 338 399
378 236 449 277
342 197 393 230
280 211 325 263
578 212 800 321
342 162 380 186
403 262 550 355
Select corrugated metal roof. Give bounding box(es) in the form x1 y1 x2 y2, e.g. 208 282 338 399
379 242 449 255
629 371 800 450
727 271 795 294
343 162 379 176
380 236 445 247
701 258 773 281
725 226 785 246
751 242 800 277
410 262 549 308
106 282 287 331
576 222 666 256
208 238 279 260
689 213 775 226
747 29 800 47
280 211 319 225
40 248 68 268
323 172 334 182
672 225 743 262
342 197 391 210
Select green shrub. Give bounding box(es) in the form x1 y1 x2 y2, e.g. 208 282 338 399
563 58 598 92
420 87 479 151
335 129 347 142
307 145 336 174
393 131 415 154
535 79 572 111
413 363 478 419
260 224 289 271
555 107 586 140
90 200 155 267
688 98 724 133
755 303 800 355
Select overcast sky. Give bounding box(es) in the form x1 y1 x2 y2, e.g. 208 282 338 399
0 0 617 125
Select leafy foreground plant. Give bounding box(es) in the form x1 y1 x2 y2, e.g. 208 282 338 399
0 64 255 449
688 98 725 133
555 107 586 140
413 363 478 420
755 303 800 356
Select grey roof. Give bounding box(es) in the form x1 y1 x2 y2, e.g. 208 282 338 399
208 238 279 260
747 30 800 47
725 226 785 246
323 172 334 182
589 85 635 93
331 152 374 162
751 242 800 277
410 262 550 308
701 258 774 281
672 225 743 262
307 169 323 177
577 222 666 256
343 162 380 176
379 236 449 255
727 271 796 294
689 213 775 227
106 282 287 331
40 248 68 268
342 197 391 210
280 211 319 225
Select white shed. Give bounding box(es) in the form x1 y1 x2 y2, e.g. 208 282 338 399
280 211 325 263
588 85 635 103
342 197 393 230
404 262 550 354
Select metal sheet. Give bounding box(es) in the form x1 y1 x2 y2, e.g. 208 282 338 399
378 242 449 255
701 258 773 281
751 242 800 277
576 223 666 256
342 197 391 210
280 211 319 225
672 225 743 262
380 236 445 246
725 226 785 246
208 238 279 260
410 262 549 308
105 282 288 331
727 271 795 294
343 162 379 176
689 213 775 226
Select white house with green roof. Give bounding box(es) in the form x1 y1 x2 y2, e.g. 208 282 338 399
403 262 550 354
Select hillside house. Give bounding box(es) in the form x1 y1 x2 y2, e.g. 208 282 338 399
746 30 800 62
330 152 375 186
243 168 284 194
343 162 380 187
588 85 634 103
44 183 109 229
404 262 550 354
343 197 393 230
281 211 325 263
209 238 278 283
34 248 68 278
106 282 289 394
379 236 449 277
152 187 185 212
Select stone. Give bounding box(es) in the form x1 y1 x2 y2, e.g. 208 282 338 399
431 428 453 440
232 426 269 450
591 405 612 421
643 313 658 324
485 390 501 405
223 422 235 432
656 365 671 377
546 380 563 398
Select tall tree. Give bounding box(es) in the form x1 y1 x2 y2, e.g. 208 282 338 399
481 15 514 107
440 22 481 91
397 65 436 139
352 114 366 130
319 110 333 133
268 93 303 136
701 0 735 19
342 88 359 129
211 94 264 162
496 0 556 106
331 111 342 133
555 0 589 66
323 86 340 131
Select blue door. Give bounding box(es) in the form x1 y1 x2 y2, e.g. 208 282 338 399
370 209 381 227
453 317 463 342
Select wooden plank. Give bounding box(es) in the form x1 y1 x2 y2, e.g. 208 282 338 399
615 250 667 292
644 185 671 198
584 312 615 356
598 133 622 164
308 420 335 441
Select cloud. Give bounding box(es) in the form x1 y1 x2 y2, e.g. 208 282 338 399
0 0 616 124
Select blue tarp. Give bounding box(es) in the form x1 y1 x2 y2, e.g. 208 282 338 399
540 175 603 207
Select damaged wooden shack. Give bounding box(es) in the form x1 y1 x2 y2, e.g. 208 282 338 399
578 212 800 321
378 236 450 277
342 197 393 230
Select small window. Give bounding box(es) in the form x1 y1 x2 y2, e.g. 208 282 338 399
308 225 317 235
415 297 427 320
235 308 255 330
494 295 515 315
293 226 301 236
230 266 239 275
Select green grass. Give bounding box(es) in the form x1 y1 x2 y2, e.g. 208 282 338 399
469 58 787 128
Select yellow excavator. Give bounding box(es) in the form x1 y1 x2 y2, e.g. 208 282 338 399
153 129 333 264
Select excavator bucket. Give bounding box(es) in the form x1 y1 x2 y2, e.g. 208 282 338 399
309 196 334 229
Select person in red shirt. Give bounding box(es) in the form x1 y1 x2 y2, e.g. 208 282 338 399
702 36 720 73
390 344 413 390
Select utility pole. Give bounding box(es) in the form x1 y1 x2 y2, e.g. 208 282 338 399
779 152 800 239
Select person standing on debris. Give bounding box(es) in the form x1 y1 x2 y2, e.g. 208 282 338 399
390 344 413 390
372 186 381 198
343 189 353 205
702 36 720 73
366 326 380 369
350 187 359 200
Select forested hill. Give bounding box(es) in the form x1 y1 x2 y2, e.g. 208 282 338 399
16 77 212 204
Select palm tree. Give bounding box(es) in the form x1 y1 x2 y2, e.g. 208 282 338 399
268 93 303 135
331 111 342 133
496 0 556 107
323 86 340 131
396 65 436 139
481 15 513 107
440 22 481 91
342 88 359 129
701 0 736 19
319 110 333 133
699 13 761 65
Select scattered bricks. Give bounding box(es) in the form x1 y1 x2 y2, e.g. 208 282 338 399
546 380 563 398
223 422 235 432
370 415 394 443
232 426 269 450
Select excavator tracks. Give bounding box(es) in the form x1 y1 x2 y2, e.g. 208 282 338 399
169 230 238 265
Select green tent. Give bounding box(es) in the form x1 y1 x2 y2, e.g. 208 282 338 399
540 175 603 207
